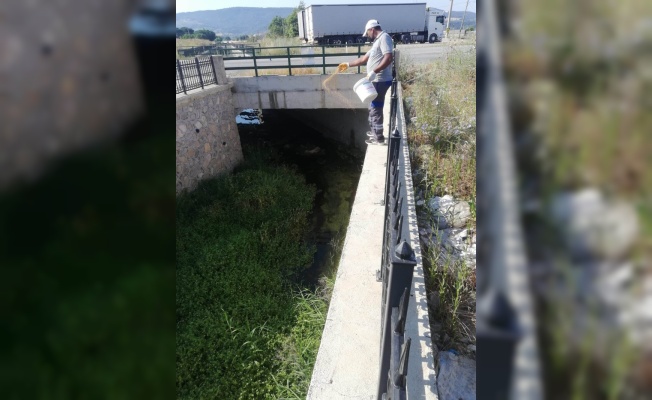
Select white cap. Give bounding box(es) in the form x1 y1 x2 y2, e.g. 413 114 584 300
362 19 380 37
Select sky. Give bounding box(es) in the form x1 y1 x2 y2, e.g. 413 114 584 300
176 0 476 14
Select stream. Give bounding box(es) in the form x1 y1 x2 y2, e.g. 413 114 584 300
237 109 364 286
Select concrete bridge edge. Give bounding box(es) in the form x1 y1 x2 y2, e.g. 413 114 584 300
397 83 440 400
306 81 438 399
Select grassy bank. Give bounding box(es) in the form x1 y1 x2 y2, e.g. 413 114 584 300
401 47 477 353
176 153 328 399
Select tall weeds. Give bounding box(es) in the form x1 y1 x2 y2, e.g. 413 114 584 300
401 45 477 354
176 157 328 399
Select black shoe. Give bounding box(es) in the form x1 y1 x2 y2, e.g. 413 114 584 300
366 131 374 137
366 138 387 146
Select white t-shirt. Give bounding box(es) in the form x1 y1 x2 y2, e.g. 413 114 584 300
365 31 393 82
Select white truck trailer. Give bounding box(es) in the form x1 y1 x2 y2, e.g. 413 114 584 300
297 3 446 45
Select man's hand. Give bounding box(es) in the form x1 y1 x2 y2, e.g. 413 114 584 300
337 62 349 72
367 70 377 82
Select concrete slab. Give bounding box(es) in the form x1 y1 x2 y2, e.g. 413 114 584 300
230 74 367 110
436 352 476 400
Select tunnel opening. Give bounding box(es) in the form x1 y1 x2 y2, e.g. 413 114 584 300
236 108 366 287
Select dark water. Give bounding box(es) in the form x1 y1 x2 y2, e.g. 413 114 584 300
237 109 364 286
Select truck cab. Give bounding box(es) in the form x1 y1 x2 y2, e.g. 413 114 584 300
399 7 446 44
425 8 446 43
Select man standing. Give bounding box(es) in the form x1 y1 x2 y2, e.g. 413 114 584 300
338 19 394 145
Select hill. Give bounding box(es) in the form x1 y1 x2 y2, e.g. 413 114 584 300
448 10 476 30
176 7 294 37
176 7 476 37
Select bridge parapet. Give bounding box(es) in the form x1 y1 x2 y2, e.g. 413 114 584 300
230 74 368 111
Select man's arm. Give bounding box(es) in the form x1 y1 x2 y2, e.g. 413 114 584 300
348 53 370 68
372 53 393 74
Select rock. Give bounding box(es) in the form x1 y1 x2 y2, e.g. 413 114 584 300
598 202 639 259
432 229 457 252
619 288 652 348
416 199 425 206
467 344 476 353
551 188 639 260
434 228 472 254
428 195 472 229
437 351 476 400
460 243 476 266
595 262 633 307
304 146 321 155
433 214 451 230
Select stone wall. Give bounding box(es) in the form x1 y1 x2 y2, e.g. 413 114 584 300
176 82 243 194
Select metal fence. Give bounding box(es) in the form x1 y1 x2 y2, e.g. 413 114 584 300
176 44 368 94
177 43 261 58
376 53 417 400
223 44 367 77
176 56 218 95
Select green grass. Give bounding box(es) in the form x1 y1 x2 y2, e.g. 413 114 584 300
273 288 329 399
425 246 476 349
404 49 476 201
176 154 329 399
401 46 477 354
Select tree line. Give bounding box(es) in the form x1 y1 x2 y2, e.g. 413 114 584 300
267 1 304 38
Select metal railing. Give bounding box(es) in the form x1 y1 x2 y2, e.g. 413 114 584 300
176 44 370 94
177 43 262 58
376 52 416 400
476 0 538 398
176 56 218 95
223 44 368 77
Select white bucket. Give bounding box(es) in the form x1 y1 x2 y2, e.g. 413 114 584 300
353 77 377 105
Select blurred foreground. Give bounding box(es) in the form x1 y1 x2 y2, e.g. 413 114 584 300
478 0 652 399
0 0 176 397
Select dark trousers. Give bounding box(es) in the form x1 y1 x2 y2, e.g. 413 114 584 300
368 81 392 141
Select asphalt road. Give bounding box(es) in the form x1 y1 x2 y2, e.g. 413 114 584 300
223 42 475 74
397 42 474 63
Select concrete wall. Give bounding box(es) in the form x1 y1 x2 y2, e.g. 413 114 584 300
231 74 368 111
282 109 370 150
0 0 144 190
176 83 243 194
